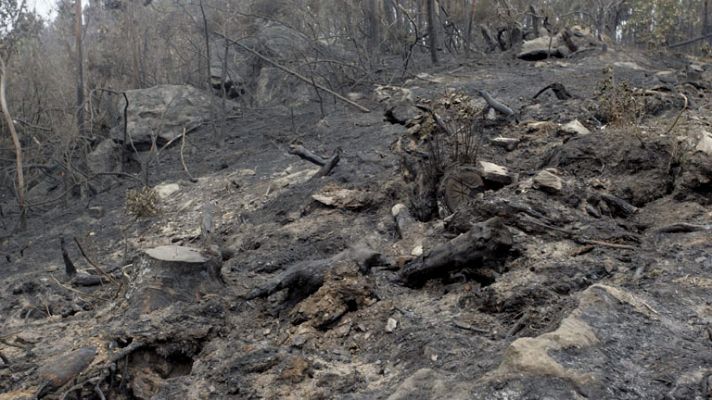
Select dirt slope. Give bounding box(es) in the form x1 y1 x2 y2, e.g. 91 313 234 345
1 47 712 399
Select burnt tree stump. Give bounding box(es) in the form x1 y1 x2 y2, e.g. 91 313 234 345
127 246 224 316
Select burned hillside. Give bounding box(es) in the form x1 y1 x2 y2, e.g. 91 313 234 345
2 1 712 399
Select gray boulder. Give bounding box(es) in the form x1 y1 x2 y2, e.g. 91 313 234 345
210 37 246 98
87 138 122 190
111 85 237 148
87 138 121 175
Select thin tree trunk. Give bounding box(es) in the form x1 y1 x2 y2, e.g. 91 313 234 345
465 0 476 53
0 58 26 228
705 0 711 45
199 0 211 89
75 0 86 139
427 0 438 64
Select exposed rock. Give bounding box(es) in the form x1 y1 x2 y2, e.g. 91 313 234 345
519 27 600 61
696 130 712 156
533 169 563 193
87 138 121 175
687 63 705 81
477 161 515 186
279 356 310 383
112 85 237 148
614 61 644 71
518 35 566 61
675 133 712 204
474 281 712 398
385 104 421 125
87 206 105 219
386 369 468 400
655 70 678 85
154 183 180 200
255 67 313 107
87 138 122 191
209 37 246 98
559 119 591 136
385 317 398 333
491 314 598 386
490 137 520 150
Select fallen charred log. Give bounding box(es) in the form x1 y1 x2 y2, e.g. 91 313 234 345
399 217 512 287
245 245 385 307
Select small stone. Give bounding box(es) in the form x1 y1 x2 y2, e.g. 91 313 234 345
87 206 104 219
430 354 439 362
478 161 514 185
333 322 352 338
386 104 421 124
279 356 310 384
614 61 644 70
291 335 307 348
490 137 520 151
655 70 678 85
385 318 398 333
485 108 497 120
533 169 563 193
559 120 590 136
687 63 705 81
695 130 712 156
411 245 423 257
154 183 180 199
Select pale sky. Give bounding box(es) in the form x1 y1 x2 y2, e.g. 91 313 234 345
27 0 57 20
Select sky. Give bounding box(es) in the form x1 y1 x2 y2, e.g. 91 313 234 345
27 0 56 20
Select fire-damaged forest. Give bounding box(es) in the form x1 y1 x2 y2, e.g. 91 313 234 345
1 0 712 399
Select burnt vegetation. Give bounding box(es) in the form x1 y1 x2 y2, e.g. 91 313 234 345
1 0 712 399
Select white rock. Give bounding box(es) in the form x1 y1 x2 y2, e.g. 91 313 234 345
490 137 520 150
411 245 423 257
385 318 398 333
560 120 591 136
485 108 497 121
154 183 180 199
696 131 712 156
478 161 514 185
614 61 644 71
533 169 563 193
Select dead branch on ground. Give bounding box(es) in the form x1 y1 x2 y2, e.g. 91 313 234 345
289 144 328 166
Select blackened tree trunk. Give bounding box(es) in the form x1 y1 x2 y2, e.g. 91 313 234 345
75 0 86 141
366 0 381 54
427 0 438 64
705 0 712 45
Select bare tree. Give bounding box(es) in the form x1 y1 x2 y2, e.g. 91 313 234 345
427 0 439 64
0 57 26 227
75 0 86 141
